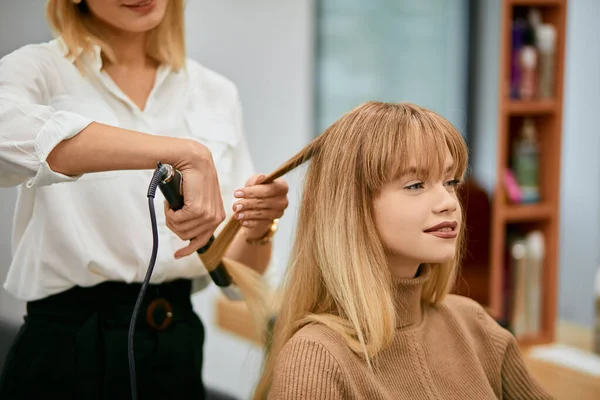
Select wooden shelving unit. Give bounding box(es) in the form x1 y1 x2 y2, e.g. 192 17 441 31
487 0 568 346
503 203 554 222
509 0 563 6
506 100 557 115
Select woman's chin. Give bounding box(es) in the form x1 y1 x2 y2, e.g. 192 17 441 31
423 250 456 265
123 17 164 33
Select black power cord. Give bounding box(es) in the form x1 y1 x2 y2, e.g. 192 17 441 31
128 161 240 399
127 163 167 400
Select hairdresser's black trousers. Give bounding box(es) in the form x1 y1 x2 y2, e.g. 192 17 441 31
0 279 205 400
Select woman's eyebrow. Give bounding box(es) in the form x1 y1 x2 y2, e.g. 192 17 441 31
397 165 454 177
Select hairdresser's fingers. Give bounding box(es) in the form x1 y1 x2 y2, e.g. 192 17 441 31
245 174 266 187
166 201 219 225
164 206 208 242
177 223 216 242
165 202 216 242
234 208 285 223
232 196 289 214
234 178 288 200
174 230 213 259
164 200 213 225
165 215 185 241
176 157 226 229
166 219 205 241
166 214 202 234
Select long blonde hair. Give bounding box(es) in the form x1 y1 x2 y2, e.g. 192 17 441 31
45 0 186 70
249 102 469 398
148 102 468 398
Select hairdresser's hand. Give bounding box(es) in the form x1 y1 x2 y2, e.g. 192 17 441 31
232 174 289 239
164 141 226 258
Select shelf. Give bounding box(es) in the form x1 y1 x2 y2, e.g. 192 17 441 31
488 0 567 348
517 333 553 348
504 100 557 115
503 203 554 222
508 0 564 6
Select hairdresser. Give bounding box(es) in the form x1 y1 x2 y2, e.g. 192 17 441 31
0 0 288 398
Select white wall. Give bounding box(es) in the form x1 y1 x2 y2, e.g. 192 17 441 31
558 0 600 327
470 0 501 194
183 1 315 397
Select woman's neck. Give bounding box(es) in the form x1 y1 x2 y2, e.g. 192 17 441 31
387 254 421 279
391 263 431 328
93 20 152 68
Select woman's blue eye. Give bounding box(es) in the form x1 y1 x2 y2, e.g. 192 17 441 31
405 182 425 190
445 179 461 188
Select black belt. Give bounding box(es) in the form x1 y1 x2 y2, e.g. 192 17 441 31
26 278 194 330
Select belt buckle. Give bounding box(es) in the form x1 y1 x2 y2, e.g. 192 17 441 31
146 298 173 330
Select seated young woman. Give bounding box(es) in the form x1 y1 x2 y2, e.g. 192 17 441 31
252 102 554 400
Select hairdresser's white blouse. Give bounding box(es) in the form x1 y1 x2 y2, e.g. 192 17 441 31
0 39 256 301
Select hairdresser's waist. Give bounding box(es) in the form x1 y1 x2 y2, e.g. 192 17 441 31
25 279 198 327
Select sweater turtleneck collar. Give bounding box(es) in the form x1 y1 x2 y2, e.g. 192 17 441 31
392 264 431 329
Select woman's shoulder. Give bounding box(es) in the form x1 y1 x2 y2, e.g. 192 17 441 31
284 323 346 353
435 294 497 327
270 324 351 399
434 294 513 351
272 324 348 385
438 293 489 316
277 323 350 367
0 39 70 69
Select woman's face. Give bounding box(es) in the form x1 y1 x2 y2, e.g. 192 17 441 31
372 151 462 277
83 0 169 34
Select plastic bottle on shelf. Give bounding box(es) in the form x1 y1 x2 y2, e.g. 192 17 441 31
512 118 540 204
518 27 538 101
537 24 557 99
525 230 544 336
510 12 528 99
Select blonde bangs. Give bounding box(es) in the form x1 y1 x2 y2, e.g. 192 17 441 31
45 0 186 71
337 102 469 306
354 103 468 194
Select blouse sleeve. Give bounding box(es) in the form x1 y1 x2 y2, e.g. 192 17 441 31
0 46 93 188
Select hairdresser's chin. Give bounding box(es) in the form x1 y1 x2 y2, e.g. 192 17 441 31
83 0 169 33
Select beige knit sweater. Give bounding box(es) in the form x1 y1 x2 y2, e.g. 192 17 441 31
268 265 554 399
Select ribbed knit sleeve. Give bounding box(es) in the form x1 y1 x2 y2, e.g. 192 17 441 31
268 336 346 400
480 309 555 400
500 336 556 399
